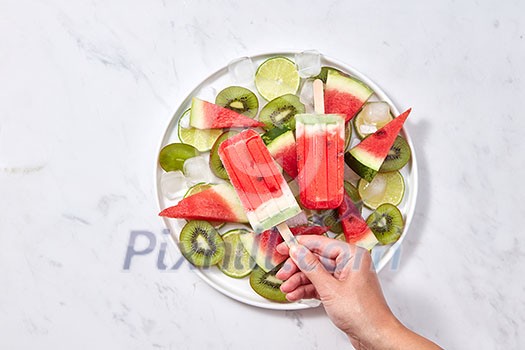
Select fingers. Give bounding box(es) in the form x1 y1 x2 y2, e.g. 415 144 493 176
280 272 309 293
285 284 318 302
276 257 299 280
277 235 355 260
288 244 334 288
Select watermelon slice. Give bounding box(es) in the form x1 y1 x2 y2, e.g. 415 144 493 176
240 225 328 272
345 109 411 182
338 193 378 250
324 69 373 122
159 183 248 223
263 128 298 178
190 97 265 129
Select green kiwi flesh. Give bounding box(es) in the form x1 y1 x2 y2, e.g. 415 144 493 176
379 136 411 172
366 203 404 244
215 86 259 118
258 94 305 130
209 131 238 180
250 264 288 302
179 220 225 267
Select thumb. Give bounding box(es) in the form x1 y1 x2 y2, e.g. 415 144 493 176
289 244 335 291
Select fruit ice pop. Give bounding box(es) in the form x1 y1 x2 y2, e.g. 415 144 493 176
218 129 301 234
296 113 345 209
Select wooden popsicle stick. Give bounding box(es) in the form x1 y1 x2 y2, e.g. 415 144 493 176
277 222 298 246
313 79 325 114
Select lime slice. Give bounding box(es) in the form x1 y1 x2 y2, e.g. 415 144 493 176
177 109 222 152
183 182 212 198
358 171 405 210
183 183 224 229
158 143 199 172
218 229 256 278
255 57 300 101
354 102 394 139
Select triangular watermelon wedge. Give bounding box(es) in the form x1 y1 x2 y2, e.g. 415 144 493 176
239 225 328 272
190 97 264 129
159 183 248 223
324 69 374 122
345 108 411 182
338 193 378 250
263 128 298 178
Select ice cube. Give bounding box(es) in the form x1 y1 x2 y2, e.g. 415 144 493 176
161 171 188 200
362 176 387 202
299 79 315 113
295 50 321 78
183 156 214 185
363 102 391 124
359 124 377 134
228 57 255 85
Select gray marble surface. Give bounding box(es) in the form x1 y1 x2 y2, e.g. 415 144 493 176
1 0 524 349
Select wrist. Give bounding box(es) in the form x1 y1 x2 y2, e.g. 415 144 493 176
345 312 406 350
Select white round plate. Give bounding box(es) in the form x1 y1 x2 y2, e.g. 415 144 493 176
155 52 418 310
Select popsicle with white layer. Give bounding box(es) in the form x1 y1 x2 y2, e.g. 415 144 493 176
296 79 345 209
218 129 301 244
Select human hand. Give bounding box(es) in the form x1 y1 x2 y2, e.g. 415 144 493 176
275 235 441 349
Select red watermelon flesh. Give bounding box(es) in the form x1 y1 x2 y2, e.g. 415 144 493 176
338 193 378 250
190 97 264 129
324 69 374 122
266 129 298 178
348 108 411 176
159 183 248 223
239 225 328 272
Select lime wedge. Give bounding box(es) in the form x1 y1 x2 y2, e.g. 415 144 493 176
358 171 405 210
255 57 300 101
218 229 256 278
178 109 222 152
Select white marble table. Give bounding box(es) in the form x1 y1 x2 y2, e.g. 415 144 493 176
1 1 524 349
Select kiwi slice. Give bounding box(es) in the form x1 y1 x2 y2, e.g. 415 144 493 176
209 131 238 180
379 136 411 172
250 264 288 302
366 203 404 245
258 94 305 130
322 209 343 234
215 86 259 118
344 121 352 151
179 220 225 267
158 143 199 172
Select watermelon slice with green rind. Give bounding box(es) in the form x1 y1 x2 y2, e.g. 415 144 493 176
264 128 298 178
324 69 373 122
190 97 264 129
338 193 378 250
345 109 411 182
159 183 248 223
240 225 328 272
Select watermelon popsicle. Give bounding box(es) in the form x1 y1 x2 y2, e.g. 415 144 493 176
296 113 345 209
218 130 302 243
296 79 345 209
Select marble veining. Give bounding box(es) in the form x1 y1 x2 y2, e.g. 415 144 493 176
1 0 524 349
